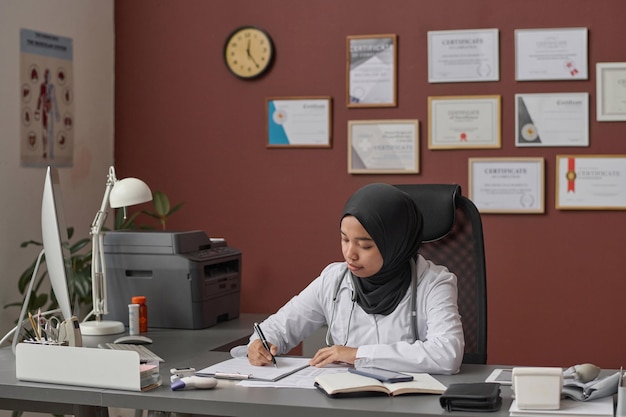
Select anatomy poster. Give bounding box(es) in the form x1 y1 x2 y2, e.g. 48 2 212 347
20 28 74 167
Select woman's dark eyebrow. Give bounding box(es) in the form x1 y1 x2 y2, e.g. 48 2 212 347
340 230 374 242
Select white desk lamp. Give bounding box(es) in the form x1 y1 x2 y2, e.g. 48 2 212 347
80 166 152 336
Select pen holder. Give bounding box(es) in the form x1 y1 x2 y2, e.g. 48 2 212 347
16 343 160 391
617 386 626 417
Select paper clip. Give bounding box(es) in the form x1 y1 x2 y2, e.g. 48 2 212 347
170 367 196 382
170 367 196 378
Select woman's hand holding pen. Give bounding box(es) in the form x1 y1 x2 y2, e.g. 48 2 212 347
309 345 357 368
248 339 279 366
247 337 358 368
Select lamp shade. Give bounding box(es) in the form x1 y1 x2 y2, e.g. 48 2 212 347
109 177 152 208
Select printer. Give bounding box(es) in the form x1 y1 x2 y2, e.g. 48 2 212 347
102 230 241 329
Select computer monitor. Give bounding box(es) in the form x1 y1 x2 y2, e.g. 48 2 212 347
41 166 74 321
11 167 80 353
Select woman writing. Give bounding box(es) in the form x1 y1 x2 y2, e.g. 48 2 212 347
247 183 464 374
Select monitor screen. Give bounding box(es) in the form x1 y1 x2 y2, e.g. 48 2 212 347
41 166 73 320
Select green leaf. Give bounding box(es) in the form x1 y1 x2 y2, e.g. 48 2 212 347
152 191 170 216
114 208 144 230
3 301 22 309
168 202 184 216
18 267 34 293
20 240 42 248
30 293 49 311
70 238 90 254
140 209 160 221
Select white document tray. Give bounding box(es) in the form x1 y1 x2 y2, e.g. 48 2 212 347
16 343 148 391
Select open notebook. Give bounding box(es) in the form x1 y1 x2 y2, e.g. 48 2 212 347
314 371 447 398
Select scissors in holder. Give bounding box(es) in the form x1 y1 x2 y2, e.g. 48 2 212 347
42 316 61 342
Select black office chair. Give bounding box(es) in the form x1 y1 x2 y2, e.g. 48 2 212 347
394 184 487 364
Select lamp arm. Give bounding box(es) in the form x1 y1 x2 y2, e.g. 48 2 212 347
90 166 117 320
90 166 116 236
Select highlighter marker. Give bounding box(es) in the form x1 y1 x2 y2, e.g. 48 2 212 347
171 376 217 391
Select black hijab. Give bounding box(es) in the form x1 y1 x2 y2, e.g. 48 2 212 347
341 183 423 315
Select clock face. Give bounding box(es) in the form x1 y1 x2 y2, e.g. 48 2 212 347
224 26 274 79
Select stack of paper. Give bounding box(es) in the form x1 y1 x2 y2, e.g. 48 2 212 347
196 356 311 381
140 363 161 391
509 397 613 417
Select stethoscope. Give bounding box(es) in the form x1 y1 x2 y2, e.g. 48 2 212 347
325 258 419 347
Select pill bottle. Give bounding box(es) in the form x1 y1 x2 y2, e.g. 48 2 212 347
131 296 148 332
128 304 140 335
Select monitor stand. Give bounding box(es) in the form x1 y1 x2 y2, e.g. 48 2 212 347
80 320 125 335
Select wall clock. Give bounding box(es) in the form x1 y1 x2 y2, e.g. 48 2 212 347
223 26 274 79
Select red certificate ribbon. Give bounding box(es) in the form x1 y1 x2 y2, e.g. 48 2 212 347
565 60 579 77
566 158 577 192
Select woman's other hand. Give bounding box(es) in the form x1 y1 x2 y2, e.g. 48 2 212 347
309 345 357 367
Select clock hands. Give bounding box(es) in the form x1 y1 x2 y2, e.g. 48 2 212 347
245 39 260 68
225 27 272 78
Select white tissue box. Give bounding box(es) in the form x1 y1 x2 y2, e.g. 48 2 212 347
512 367 563 410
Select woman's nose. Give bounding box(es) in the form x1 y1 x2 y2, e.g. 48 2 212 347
345 244 358 260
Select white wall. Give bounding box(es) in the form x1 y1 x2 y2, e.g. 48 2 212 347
0 0 115 352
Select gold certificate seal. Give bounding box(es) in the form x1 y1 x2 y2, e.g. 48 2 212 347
566 170 577 182
520 193 534 208
521 123 538 141
272 109 287 125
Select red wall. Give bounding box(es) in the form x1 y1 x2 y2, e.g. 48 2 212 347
114 0 626 368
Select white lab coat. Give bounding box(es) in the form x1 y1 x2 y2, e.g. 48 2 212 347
253 254 464 375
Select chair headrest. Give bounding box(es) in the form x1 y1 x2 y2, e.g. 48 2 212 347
393 184 460 242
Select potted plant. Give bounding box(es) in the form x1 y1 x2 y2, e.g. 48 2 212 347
3 191 183 329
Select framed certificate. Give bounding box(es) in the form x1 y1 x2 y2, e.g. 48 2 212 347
266 96 332 148
556 155 626 210
469 158 545 214
347 34 397 108
515 28 588 81
515 93 589 147
348 119 419 174
428 95 501 149
427 28 499 83
596 62 626 121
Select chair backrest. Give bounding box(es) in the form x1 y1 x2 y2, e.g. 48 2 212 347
394 184 487 364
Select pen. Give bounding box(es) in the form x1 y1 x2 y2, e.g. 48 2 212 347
23 328 36 341
214 372 251 380
28 312 41 341
253 322 277 368
37 309 42 338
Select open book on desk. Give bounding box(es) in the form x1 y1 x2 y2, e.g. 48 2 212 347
314 371 447 398
196 356 311 381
